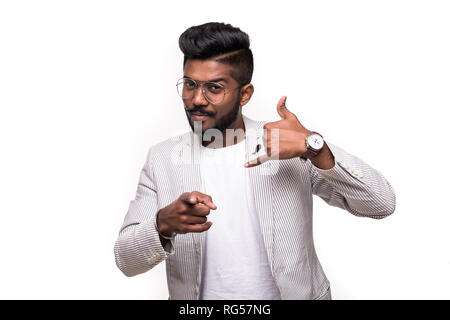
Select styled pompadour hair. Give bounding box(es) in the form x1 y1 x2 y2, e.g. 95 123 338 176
179 22 254 85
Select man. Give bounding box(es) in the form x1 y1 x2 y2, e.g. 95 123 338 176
114 22 396 300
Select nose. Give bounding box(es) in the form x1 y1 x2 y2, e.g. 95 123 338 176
192 85 208 106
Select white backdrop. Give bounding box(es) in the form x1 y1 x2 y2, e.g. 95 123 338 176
0 0 449 299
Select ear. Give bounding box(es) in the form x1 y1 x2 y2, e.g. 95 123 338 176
239 83 254 106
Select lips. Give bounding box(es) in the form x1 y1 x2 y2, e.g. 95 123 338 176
190 112 211 121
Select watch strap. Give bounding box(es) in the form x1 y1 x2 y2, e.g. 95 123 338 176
300 148 319 160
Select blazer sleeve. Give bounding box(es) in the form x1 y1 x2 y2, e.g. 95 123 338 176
114 147 175 277
310 142 396 219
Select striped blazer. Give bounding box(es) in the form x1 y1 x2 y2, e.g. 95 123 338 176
114 115 396 300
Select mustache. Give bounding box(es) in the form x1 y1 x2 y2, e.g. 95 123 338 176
185 106 215 117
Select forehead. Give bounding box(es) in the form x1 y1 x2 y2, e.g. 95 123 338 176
183 59 232 81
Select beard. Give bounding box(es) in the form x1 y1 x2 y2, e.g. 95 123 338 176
185 93 241 135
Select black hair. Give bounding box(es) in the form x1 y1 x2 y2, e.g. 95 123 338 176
179 22 253 85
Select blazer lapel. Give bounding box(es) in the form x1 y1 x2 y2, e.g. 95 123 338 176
178 131 203 295
243 115 275 273
179 130 203 247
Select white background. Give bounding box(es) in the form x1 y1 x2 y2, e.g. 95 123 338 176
0 0 449 299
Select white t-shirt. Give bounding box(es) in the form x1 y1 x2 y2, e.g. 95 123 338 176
198 139 281 300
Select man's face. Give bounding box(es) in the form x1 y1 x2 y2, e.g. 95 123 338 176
182 59 242 134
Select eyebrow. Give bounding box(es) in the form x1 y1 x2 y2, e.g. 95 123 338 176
183 76 228 83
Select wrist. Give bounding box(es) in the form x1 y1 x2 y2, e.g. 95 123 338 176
156 209 176 239
310 142 335 170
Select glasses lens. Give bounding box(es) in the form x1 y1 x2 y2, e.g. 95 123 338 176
176 79 226 104
204 82 225 104
176 79 196 99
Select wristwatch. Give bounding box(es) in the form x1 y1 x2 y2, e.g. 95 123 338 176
300 131 324 160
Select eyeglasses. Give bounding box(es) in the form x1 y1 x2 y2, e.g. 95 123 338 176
176 78 240 105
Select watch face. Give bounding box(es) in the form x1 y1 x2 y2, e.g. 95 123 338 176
307 133 324 150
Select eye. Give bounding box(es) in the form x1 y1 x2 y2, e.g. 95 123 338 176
184 80 196 89
206 83 224 93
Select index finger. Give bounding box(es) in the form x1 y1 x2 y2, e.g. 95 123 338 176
182 192 217 210
244 154 271 168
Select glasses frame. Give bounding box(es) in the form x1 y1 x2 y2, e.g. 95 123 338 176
176 77 241 105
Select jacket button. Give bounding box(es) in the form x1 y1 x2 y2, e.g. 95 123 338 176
147 256 158 264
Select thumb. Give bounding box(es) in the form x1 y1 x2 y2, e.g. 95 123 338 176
276 96 289 119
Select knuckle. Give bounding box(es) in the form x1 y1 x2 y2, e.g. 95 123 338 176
176 203 185 213
180 192 189 200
